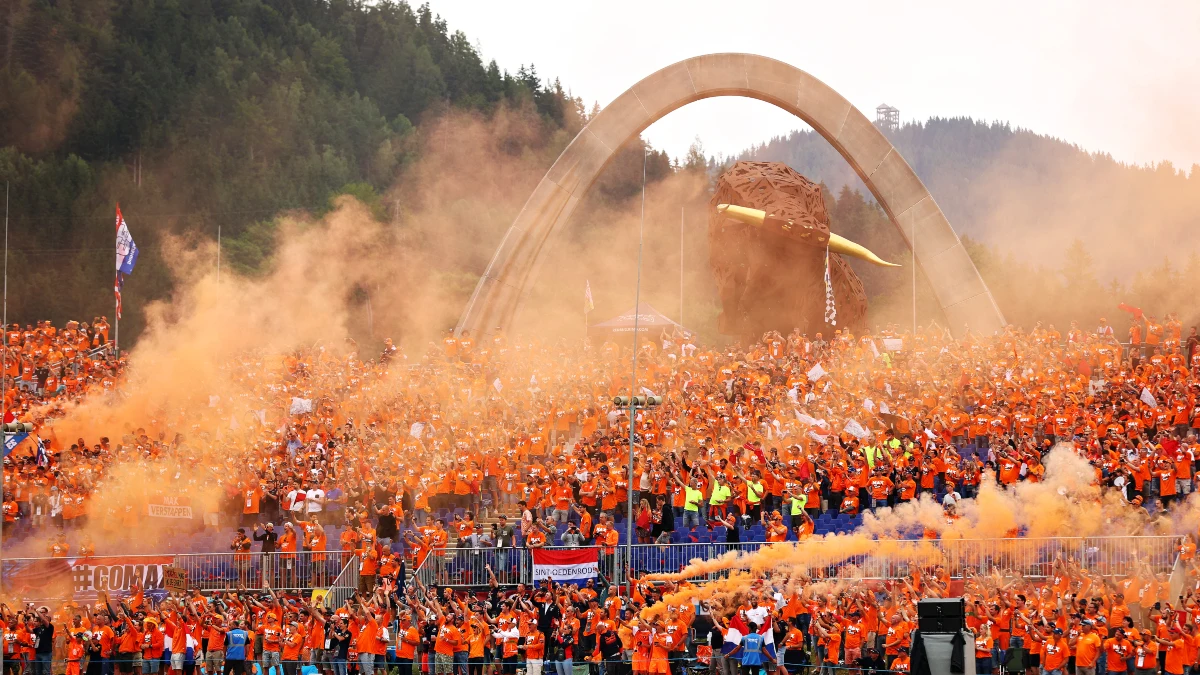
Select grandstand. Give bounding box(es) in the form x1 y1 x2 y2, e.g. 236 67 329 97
3 311 1200 675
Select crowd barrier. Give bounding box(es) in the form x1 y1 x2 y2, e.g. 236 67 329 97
323 552 361 609
1 551 354 604
411 535 1183 588
0 653 838 675
1 535 1182 604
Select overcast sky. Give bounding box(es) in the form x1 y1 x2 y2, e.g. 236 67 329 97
424 0 1200 171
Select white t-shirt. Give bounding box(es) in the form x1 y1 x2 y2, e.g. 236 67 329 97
286 490 306 512
306 489 325 513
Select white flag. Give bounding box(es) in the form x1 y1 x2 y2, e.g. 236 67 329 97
879 402 890 414
255 410 267 426
795 412 826 428
808 430 829 443
863 398 875 412
641 387 657 397
787 386 799 403
807 363 827 382
844 419 871 439
289 397 313 415
493 378 503 393
1140 387 1157 408
885 383 892 396
409 422 425 438
870 340 880 359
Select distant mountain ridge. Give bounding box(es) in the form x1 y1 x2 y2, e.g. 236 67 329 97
743 117 1200 275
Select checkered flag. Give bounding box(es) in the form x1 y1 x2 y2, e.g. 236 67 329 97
823 247 837 326
72 564 92 594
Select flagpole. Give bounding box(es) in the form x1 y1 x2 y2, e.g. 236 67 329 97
0 183 7 582
679 205 684 327
217 222 221 284
0 181 5 663
626 144 647 584
1 181 8 454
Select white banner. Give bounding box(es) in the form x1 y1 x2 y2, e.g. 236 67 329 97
844 419 871 439
531 548 599 583
1140 387 1157 408
147 496 193 519
147 504 194 519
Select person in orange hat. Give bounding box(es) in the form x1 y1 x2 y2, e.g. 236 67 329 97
764 512 788 542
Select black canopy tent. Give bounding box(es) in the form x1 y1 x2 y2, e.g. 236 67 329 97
589 303 688 338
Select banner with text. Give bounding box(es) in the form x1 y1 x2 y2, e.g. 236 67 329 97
147 495 193 519
0 555 174 602
531 548 598 585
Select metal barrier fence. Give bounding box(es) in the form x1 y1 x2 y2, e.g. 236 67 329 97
1 551 357 603
173 551 343 591
623 536 1181 581
2 535 1179 603
411 535 1182 588
412 545 628 588
324 553 360 609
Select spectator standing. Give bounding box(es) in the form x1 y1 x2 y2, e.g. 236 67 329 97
561 524 584 548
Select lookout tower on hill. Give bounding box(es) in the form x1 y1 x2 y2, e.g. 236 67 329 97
876 103 899 133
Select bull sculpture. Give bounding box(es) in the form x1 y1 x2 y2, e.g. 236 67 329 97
709 161 898 340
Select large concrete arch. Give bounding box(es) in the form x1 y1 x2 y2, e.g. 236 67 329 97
456 53 1005 338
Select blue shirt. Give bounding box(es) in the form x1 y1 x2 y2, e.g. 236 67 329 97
739 633 765 666
225 630 249 660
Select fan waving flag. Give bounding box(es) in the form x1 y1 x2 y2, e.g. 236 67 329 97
115 205 138 320
115 205 139 274
584 280 595 313
531 547 598 585
114 274 124 320
721 613 776 660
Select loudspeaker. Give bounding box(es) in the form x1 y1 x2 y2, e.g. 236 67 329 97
917 598 965 633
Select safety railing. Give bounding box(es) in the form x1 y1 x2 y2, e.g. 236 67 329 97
411 545 628 588
406 535 1181 588
1 551 348 603
324 557 361 609
936 535 1179 579
623 535 1182 581
173 551 341 591
2 535 1181 603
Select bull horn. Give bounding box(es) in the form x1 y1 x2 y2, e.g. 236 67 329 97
828 232 901 268
715 203 767 226
716 203 900 268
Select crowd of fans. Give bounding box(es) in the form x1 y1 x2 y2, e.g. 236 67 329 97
5 310 1200 675
3 311 1200 556
0 317 121 407
5 535 1200 675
